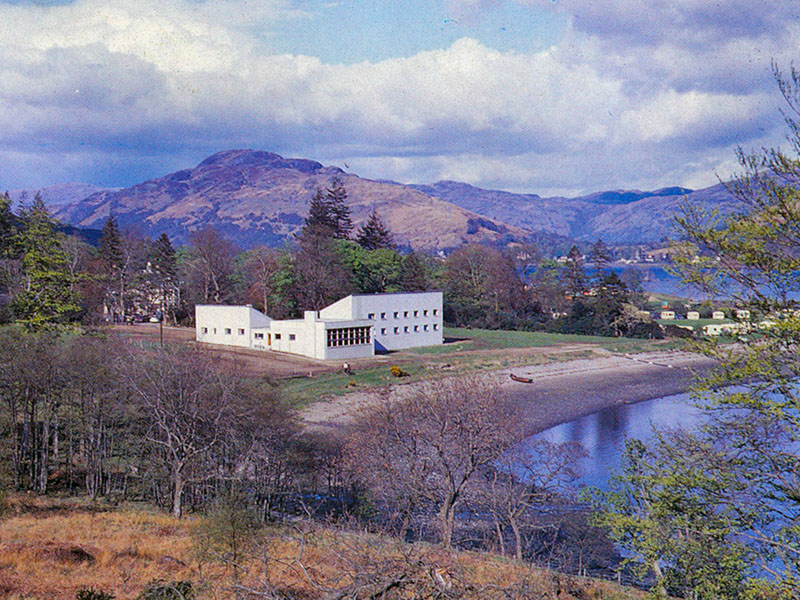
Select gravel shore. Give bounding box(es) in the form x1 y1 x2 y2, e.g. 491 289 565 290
301 350 717 436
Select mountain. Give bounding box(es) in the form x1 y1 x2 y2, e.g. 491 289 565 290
9 183 114 211
53 150 529 251
415 181 741 244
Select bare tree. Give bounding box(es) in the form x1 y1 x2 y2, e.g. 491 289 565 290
241 246 281 315
348 376 518 548
122 345 273 517
472 439 584 561
185 227 239 305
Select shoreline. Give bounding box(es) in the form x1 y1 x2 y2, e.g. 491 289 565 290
301 350 717 435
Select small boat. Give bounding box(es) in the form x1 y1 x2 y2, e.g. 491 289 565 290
509 373 533 384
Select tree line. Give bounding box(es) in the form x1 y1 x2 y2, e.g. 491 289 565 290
1 178 657 339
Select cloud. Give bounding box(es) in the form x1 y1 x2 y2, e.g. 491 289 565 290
0 0 791 196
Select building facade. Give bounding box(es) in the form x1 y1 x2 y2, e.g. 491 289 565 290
195 291 443 360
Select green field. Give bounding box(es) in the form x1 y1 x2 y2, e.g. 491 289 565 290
280 326 681 406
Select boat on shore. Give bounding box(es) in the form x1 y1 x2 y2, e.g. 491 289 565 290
509 373 533 384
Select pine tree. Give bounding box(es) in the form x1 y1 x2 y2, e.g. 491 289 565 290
149 233 177 323
0 192 15 257
301 177 353 240
356 210 394 250
98 216 123 271
304 189 338 234
325 176 352 239
97 216 126 323
12 194 81 329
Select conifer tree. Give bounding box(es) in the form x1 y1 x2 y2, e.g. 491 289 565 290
356 210 394 250
98 216 123 271
149 233 178 323
302 177 353 240
0 192 15 257
98 216 125 322
325 176 352 239
304 189 338 234
12 194 81 329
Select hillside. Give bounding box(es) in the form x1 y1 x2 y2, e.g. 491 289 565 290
0 495 644 600
23 150 745 249
416 181 741 244
52 150 528 251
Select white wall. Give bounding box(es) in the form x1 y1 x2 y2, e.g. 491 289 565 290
320 292 443 351
196 305 271 348
268 311 375 360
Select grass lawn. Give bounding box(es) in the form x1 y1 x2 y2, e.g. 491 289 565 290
280 326 682 406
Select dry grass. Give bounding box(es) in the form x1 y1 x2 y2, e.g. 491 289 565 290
0 495 643 600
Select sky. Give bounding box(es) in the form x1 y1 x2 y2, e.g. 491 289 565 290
1 0 798 196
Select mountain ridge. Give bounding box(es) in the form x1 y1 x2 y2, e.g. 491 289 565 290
15 149 743 248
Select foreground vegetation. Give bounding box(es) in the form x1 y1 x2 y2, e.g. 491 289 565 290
0 495 643 600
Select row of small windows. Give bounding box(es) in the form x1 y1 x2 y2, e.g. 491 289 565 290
379 323 438 335
201 327 245 335
367 309 438 320
327 326 371 348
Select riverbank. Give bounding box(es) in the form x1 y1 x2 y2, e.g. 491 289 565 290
301 349 717 436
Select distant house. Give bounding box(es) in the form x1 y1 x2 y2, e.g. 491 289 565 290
735 309 751 320
196 291 444 360
703 322 740 337
686 311 700 320
712 310 725 320
660 310 676 320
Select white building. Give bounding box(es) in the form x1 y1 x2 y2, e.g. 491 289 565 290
196 304 272 348
686 311 700 320
195 291 443 360
321 292 443 351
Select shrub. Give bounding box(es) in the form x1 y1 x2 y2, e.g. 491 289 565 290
136 580 194 600
389 365 408 377
76 589 115 600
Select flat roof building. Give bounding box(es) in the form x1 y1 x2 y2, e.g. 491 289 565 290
195 291 443 360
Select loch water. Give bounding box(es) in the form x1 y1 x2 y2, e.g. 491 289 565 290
519 393 706 489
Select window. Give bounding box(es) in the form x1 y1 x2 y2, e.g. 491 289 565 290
368 313 375 319
423 324 429 331
413 325 419 332
238 328 245 335
274 333 282 340
414 310 418 317
326 326 371 348
404 326 409 333
213 328 217 334
254 333 264 339
423 309 428 316
289 334 296 341
381 312 387 319
433 309 439 316
433 324 439 331
393 327 399 334
404 311 409 318
381 328 387 335
224 328 231 335
201 327 208 334
393 311 399 318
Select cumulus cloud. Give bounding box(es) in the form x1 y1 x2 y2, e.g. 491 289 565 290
0 0 791 195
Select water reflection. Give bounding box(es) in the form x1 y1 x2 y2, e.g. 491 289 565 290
520 393 705 489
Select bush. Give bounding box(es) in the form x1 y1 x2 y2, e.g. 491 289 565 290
137 580 194 600
76 589 115 600
389 365 408 377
